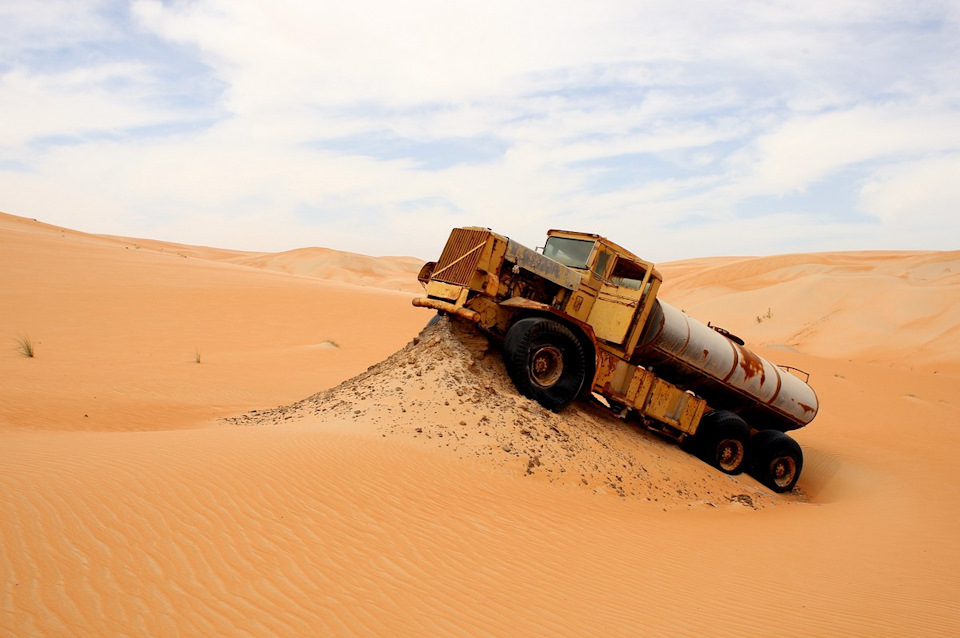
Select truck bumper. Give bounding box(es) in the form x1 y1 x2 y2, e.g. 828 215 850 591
412 297 481 323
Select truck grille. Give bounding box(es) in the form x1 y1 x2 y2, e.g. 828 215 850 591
433 228 489 286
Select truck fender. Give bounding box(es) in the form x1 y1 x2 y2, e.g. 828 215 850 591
417 261 436 286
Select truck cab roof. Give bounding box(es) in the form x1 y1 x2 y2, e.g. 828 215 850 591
546 229 662 285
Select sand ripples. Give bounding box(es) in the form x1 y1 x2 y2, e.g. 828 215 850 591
5 421 960 636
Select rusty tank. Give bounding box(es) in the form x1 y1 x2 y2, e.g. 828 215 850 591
636 300 818 432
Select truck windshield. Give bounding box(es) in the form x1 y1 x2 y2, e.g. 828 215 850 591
543 237 595 268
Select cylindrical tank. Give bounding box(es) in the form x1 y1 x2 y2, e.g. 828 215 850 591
636 300 818 431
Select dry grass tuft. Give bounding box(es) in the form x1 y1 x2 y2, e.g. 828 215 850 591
15 335 35 358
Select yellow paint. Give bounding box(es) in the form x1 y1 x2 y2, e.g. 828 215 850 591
425 280 466 302
588 284 643 344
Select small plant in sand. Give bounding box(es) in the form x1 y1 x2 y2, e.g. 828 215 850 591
755 307 773 324
195 348 202 364
15 335 35 358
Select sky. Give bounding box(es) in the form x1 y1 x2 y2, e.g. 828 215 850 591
1 0 959 261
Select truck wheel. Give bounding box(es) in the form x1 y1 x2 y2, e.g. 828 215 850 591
503 317 588 412
695 410 750 475
750 430 803 493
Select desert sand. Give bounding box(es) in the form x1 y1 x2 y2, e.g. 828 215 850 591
2 211 959 636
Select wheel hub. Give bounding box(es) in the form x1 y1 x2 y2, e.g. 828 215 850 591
530 346 564 387
771 457 797 488
717 439 745 472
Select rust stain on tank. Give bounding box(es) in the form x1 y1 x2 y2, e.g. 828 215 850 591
737 344 766 383
703 348 709 358
798 402 816 415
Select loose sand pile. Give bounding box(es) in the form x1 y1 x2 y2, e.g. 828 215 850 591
234 316 785 508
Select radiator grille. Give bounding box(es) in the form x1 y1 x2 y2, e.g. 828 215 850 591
433 228 490 286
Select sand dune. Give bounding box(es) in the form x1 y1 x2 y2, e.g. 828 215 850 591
0 212 426 432
228 247 423 294
3 212 959 636
659 250 960 370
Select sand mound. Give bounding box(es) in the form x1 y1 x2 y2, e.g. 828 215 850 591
232 316 785 509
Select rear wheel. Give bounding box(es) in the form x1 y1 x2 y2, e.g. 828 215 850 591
694 410 750 475
750 430 803 493
503 318 589 412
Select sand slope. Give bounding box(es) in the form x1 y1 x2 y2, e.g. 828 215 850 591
3 213 959 636
0 213 425 432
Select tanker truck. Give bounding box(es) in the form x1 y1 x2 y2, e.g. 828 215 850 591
413 227 819 493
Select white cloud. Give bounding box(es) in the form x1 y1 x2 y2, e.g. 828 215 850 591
0 64 172 150
0 0 113 56
729 104 960 196
859 155 960 231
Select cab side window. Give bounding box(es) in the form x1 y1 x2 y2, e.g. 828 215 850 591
609 259 646 290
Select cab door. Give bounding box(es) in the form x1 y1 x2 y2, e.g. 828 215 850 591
587 256 646 345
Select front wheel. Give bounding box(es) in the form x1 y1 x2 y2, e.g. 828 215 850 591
750 430 803 493
503 318 589 412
